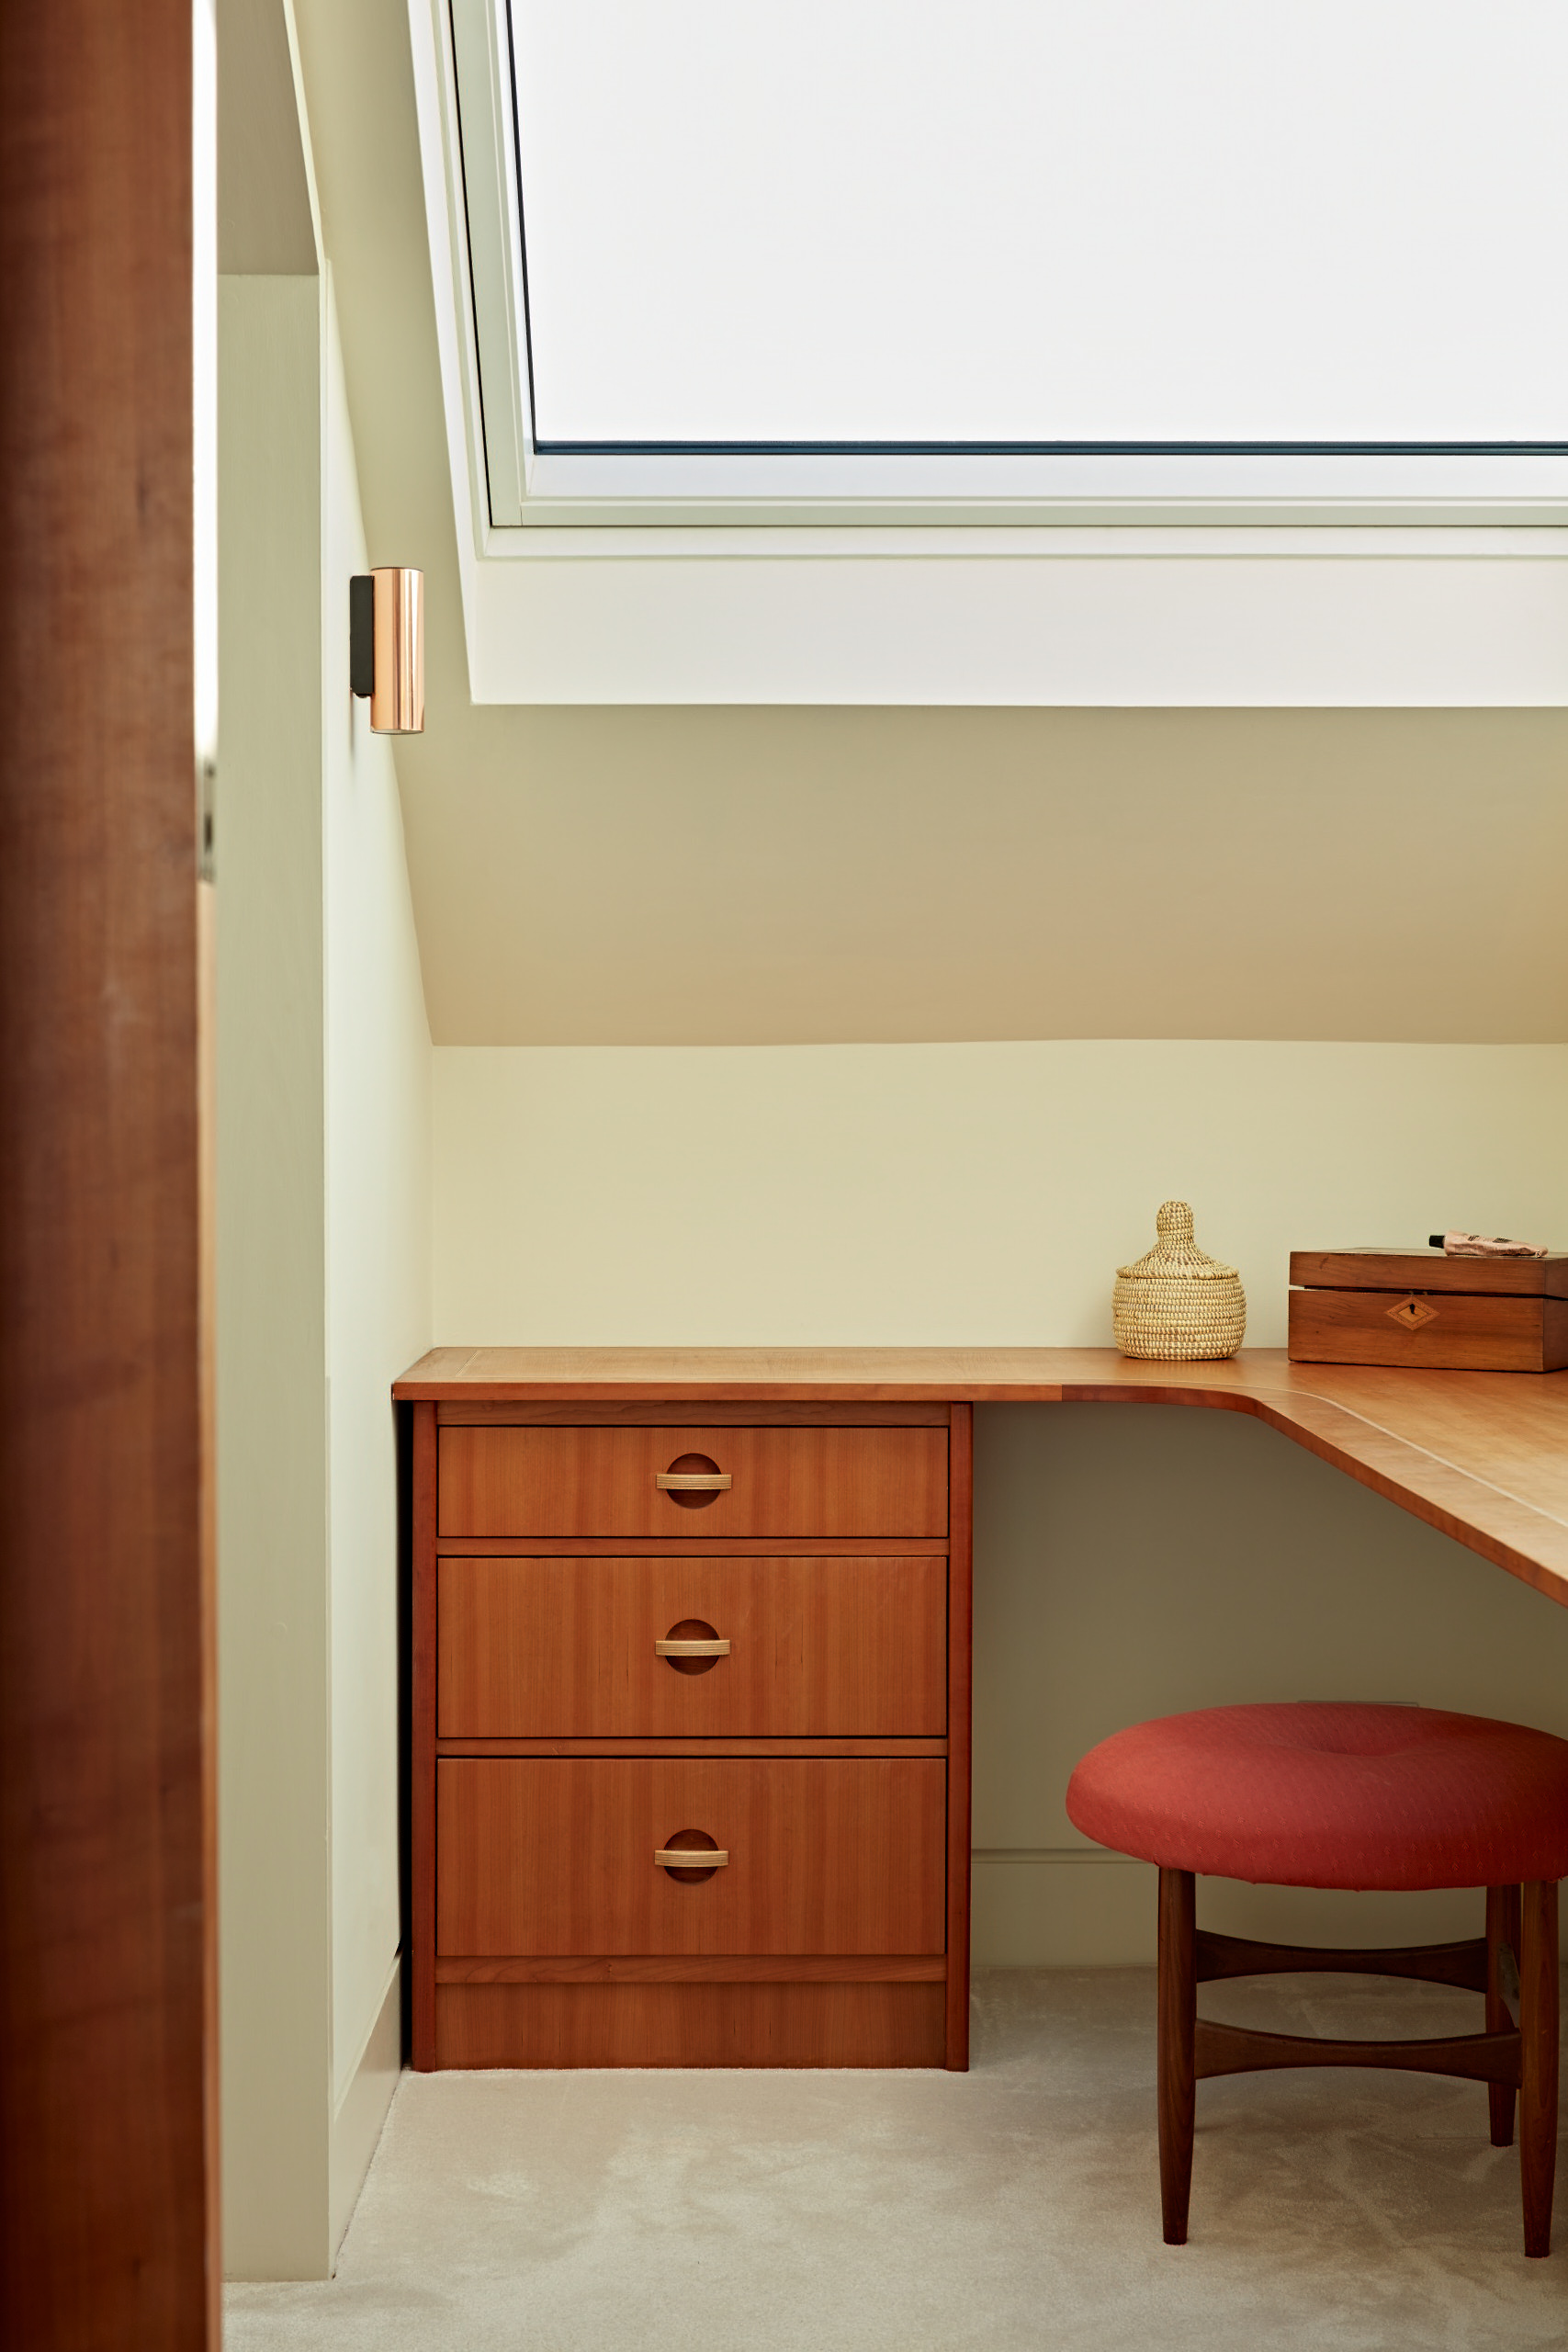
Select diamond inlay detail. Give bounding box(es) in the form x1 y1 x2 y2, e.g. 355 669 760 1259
1387 1295 1439 1331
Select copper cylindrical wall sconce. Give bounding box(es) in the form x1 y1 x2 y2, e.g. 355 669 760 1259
350 568 424 733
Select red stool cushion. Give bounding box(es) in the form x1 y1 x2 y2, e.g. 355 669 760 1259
1066 1702 1568 1890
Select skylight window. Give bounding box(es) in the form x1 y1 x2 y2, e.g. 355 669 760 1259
499 0 1568 455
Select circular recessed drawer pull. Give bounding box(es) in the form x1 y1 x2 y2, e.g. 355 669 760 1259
655 1637 730 1657
655 1848 728 1869
655 1471 732 1491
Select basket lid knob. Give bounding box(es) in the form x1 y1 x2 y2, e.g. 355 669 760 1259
1117 1201 1238 1282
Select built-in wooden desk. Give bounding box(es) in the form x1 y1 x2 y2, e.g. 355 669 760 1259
395 1348 1568 2075
399 1347 1568 1605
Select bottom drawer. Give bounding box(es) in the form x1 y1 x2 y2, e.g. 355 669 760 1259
437 1756 946 1957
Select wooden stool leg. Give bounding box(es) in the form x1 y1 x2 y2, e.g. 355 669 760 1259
1519 1880 1559 2257
1487 1883 1521 2147
1158 1867 1197 2245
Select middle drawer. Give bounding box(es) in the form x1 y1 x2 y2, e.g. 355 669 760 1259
439 1555 948 1737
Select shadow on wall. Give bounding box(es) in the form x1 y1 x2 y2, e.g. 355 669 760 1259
972 1403 1568 1965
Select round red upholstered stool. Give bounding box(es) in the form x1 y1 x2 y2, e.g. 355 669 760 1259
1066 1702 1568 2255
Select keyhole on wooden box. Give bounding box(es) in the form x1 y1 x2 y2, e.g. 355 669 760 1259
661 1829 722 1885
663 1452 723 1509
663 1618 722 1676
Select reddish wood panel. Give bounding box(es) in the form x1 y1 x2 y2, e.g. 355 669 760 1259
0 0 213 2339
411 1403 438 2068
438 1554 947 1737
437 1737 949 1758
435 1953 946 1984
437 1399 952 1426
436 1758 946 1957
437 1424 948 1541
1289 1288 1568 1374
434 1536 950 1557
435 1980 946 2068
945 1404 973 2071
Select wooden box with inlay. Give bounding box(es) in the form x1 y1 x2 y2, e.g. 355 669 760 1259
1289 1248 1568 1374
406 1396 972 2072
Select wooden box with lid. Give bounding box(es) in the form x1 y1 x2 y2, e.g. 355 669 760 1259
1289 1248 1568 1374
402 1392 972 2072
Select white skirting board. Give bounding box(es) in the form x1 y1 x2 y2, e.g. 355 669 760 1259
330 1955 403 2261
971 1851 1509 1969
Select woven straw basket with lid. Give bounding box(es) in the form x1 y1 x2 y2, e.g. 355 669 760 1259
1113 1201 1247 1361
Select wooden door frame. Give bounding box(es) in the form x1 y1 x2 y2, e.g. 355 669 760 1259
0 5 217 2343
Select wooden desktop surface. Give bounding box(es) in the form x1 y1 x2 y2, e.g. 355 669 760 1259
395 1348 1568 1612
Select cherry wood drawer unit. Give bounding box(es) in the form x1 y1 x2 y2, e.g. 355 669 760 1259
404 1397 973 2074
437 1758 946 1957
436 1423 949 1541
438 1554 947 1737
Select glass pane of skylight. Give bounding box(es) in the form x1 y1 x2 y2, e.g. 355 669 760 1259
508 1 1568 450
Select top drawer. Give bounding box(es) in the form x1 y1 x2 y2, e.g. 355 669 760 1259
436 1424 949 1541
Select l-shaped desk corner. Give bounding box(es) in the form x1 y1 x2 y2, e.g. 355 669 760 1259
393 1349 1568 2072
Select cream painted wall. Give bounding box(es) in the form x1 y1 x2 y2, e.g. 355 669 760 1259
218 272 333 2281
973 1404 1568 1962
433 1037 1568 1962
218 269 431 2282
433 1041 1567 1346
321 291 432 2193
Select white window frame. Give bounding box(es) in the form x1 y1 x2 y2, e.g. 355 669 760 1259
408 0 1568 705
441 0 1568 536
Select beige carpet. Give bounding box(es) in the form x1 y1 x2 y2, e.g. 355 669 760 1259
226 1968 1568 2350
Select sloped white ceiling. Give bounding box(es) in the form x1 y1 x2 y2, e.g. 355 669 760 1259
288 0 1568 1048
